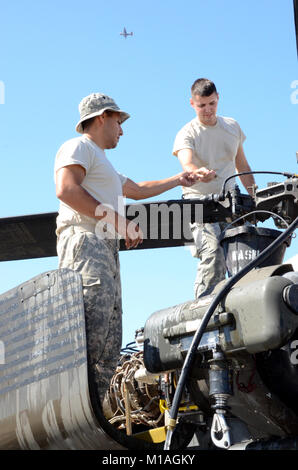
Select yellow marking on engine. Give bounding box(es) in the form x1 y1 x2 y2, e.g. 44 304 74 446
133 426 167 443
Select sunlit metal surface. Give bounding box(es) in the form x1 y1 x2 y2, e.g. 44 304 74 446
0 268 124 449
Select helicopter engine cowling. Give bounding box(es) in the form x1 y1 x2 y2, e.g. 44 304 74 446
142 265 298 441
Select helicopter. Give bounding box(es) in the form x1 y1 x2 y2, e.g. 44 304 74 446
0 1 297 453
0 168 297 451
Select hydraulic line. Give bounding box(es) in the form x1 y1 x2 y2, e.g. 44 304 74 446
164 214 298 450
220 171 298 198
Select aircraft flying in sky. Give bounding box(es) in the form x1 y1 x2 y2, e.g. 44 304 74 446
120 27 133 38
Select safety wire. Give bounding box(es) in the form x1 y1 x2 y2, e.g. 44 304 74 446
163 213 298 450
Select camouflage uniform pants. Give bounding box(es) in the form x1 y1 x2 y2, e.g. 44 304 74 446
57 225 122 404
191 222 228 299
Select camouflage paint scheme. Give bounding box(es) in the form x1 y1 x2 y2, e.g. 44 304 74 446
0 268 124 449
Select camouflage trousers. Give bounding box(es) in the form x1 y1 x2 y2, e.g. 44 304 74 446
57 225 122 404
190 222 228 299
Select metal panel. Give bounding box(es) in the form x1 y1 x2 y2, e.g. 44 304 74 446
143 267 298 372
0 268 124 449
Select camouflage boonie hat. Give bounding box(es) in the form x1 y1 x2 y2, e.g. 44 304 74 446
75 93 130 133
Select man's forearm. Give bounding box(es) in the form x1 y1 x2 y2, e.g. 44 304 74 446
123 175 183 200
57 183 100 219
136 175 180 198
123 172 199 200
239 174 256 196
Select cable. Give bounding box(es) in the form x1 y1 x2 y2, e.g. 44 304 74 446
220 171 297 198
164 214 298 450
222 210 290 231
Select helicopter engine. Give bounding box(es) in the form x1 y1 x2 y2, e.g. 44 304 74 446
103 265 298 450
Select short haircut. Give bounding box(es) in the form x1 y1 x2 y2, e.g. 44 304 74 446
191 78 217 97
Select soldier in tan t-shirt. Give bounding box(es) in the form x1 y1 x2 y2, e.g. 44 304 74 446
55 92 199 406
173 78 256 298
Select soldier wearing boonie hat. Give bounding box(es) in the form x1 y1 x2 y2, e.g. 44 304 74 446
54 91 198 409
75 93 130 134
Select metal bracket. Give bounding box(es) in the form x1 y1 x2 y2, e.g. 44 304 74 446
210 412 231 449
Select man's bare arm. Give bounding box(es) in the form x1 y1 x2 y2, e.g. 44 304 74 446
122 171 198 200
56 165 99 217
235 145 256 196
177 148 216 182
56 164 142 248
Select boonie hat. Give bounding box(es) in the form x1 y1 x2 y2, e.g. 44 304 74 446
76 93 130 133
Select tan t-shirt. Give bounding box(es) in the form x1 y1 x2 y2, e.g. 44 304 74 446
173 116 246 198
54 135 127 233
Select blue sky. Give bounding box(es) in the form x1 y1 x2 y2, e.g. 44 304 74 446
0 0 297 347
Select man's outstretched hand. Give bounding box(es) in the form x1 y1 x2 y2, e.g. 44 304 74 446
177 171 202 186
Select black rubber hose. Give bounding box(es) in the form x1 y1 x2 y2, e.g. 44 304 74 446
220 171 297 198
164 214 298 450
